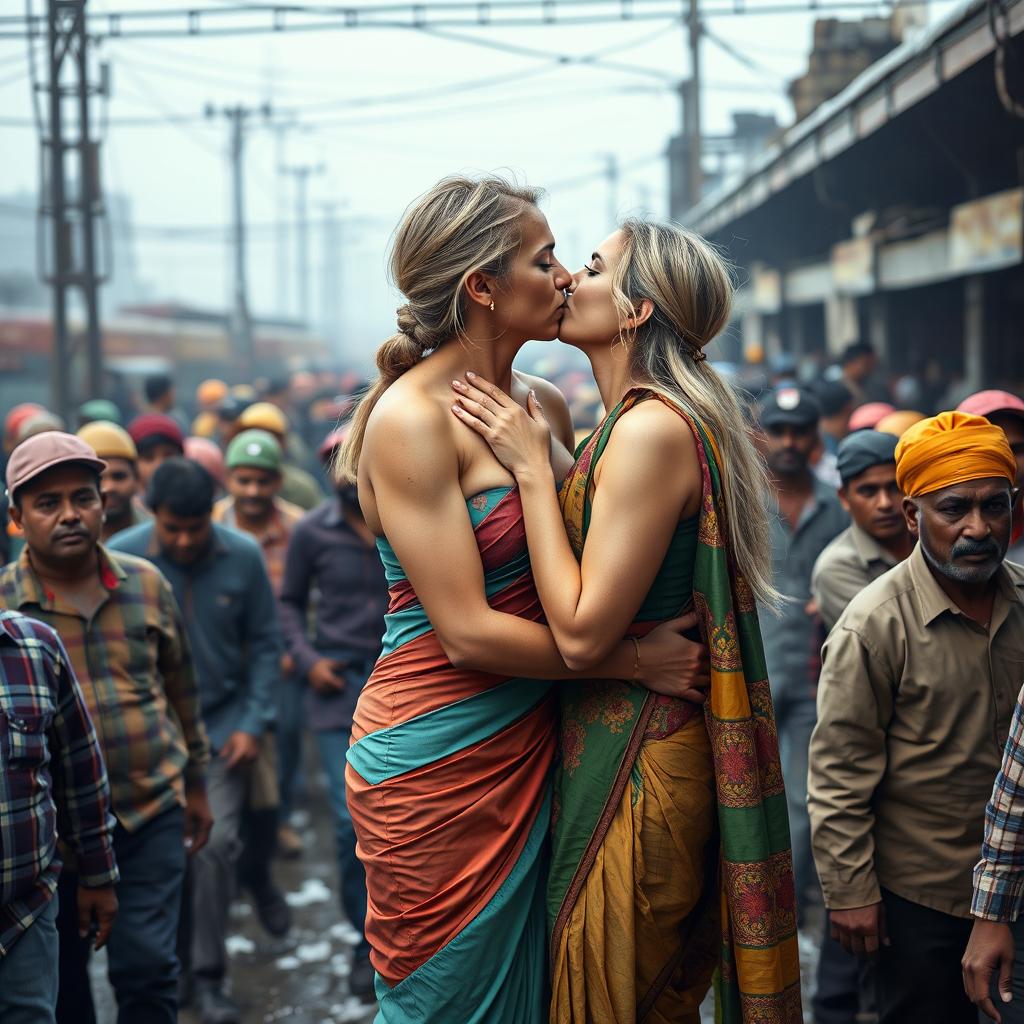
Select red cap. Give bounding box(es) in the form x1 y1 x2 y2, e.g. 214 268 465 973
4 402 45 438
957 390 1024 422
184 436 226 487
6 431 107 498
127 414 185 450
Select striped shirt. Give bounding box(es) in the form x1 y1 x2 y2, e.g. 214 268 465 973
0 610 118 956
974 694 1024 922
0 547 210 833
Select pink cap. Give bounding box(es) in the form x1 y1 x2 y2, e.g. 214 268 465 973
6 431 107 497
318 427 350 462
957 390 1024 421
184 436 226 487
848 402 896 432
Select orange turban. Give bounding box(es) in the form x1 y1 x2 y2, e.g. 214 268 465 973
875 410 926 438
895 411 1017 498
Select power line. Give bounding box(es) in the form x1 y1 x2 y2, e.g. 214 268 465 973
0 0 961 40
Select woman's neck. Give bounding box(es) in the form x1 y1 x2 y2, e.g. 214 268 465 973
432 328 523 394
587 340 641 412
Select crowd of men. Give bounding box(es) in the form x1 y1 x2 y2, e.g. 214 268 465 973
0 374 387 1024
2 353 1024 1024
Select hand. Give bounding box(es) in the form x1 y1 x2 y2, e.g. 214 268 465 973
220 730 260 771
831 903 889 957
805 597 819 618
77 884 118 950
183 784 214 856
635 612 711 703
281 652 295 675
308 658 346 694
963 919 1015 1022
450 372 552 480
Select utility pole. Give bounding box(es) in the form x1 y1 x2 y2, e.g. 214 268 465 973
683 0 703 208
39 0 108 420
271 118 302 318
283 162 325 328
319 201 342 359
206 101 270 381
603 153 619 230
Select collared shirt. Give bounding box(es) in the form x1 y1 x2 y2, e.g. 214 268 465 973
278 497 388 680
0 548 209 834
0 611 119 956
811 522 900 632
974 697 1024 922
809 544 1024 918
759 477 849 696
212 496 304 596
109 523 281 752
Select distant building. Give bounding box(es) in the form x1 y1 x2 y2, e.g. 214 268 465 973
789 17 901 122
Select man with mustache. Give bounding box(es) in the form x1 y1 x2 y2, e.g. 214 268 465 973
0 432 212 1024
808 411 1023 1024
757 386 849 921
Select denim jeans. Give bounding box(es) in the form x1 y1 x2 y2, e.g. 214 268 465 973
0 893 58 1023
57 805 186 1024
316 727 369 961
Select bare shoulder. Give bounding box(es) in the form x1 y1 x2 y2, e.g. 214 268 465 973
363 380 456 482
513 370 570 413
609 397 698 462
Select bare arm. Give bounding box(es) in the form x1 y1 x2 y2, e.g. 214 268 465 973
364 395 695 693
452 378 701 669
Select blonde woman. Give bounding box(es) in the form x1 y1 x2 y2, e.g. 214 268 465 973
340 182 710 1022
451 220 803 1023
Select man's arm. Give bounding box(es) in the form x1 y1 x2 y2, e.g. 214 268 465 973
963 695 1024 1021
237 546 283 739
48 633 119 889
277 519 320 681
155 576 211 788
808 621 894 952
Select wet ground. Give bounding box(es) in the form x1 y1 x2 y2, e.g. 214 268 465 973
88 755 823 1023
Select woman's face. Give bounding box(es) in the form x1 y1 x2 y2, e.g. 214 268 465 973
558 229 626 350
493 206 573 342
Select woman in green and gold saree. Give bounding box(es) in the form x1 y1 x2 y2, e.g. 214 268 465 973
451 219 803 1024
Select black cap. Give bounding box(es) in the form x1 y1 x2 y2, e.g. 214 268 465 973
811 379 854 418
758 387 822 429
836 429 898 485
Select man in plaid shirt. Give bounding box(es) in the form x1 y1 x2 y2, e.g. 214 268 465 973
964 698 1024 1023
0 432 211 1024
0 609 119 1022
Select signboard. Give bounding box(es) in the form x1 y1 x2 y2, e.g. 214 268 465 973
832 236 875 295
751 266 782 313
950 188 1024 274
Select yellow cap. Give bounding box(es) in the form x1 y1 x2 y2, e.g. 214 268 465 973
196 378 228 408
237 401 288 436
77 420 138 462
191 411 219 439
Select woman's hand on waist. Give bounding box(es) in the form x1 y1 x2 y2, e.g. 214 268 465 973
637 611 711 704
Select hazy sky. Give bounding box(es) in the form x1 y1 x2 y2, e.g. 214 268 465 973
0 0 954 365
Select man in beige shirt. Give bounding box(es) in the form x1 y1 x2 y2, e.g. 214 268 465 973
812 429 913 633
808 410 1023 1024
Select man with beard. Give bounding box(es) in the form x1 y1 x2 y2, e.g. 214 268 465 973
757 387 849 920
76 421 149 541
109 458 280 1024
808 411 1022 1024
277 428 388 999
0 433 211 1024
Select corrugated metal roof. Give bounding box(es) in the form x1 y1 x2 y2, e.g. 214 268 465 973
688 0 1022 234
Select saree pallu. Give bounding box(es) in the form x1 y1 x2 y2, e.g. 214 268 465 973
345 486 557 1023
549 389 802 1024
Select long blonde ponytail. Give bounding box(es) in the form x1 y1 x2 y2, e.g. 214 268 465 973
613 218 779 608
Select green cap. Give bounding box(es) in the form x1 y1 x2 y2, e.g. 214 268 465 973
226 429 282 472
79 399 122 425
